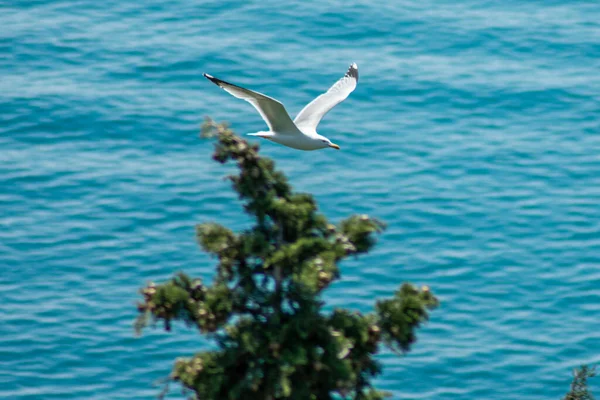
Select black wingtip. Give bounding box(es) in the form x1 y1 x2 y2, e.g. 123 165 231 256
345 63 358 81
204 73 233 89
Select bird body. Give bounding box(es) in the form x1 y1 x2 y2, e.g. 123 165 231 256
247 129 330 151
203 63 359 151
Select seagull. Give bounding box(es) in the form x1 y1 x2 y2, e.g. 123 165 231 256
203 63 359 151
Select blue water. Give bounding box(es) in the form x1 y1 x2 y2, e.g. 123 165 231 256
2 1 600 398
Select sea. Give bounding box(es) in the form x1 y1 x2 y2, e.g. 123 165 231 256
2 1 600 399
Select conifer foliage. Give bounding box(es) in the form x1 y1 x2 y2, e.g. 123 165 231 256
564 366 596 400
135 119 438 400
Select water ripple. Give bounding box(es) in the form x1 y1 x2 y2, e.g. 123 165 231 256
2 0 600 399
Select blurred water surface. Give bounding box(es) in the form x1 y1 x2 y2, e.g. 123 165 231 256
2 1 600 398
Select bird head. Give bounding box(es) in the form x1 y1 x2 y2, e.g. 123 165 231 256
317 136 340 150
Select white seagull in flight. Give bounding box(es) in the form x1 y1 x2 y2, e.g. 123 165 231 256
203 63 359 151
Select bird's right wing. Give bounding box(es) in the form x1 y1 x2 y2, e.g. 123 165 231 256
293 63 358 131
204 73 298 133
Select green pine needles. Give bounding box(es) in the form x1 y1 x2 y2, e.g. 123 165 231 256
564 366 597 400
135 119 439 400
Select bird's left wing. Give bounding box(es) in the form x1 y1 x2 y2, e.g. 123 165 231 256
204 73 298 133
293 63 358 131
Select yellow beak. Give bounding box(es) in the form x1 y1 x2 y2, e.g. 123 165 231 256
329 143 341 150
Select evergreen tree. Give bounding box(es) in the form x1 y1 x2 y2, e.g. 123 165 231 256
135 119 438 400
564 365 596 400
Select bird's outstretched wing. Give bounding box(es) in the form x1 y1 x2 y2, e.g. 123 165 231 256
293 63 358 131
204 73 297 133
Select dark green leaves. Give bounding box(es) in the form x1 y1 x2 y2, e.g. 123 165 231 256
564 365 597 400
339 215 386 255
196 223 236 255
135 272 233 334
135 120 437 399
375 283 439 353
